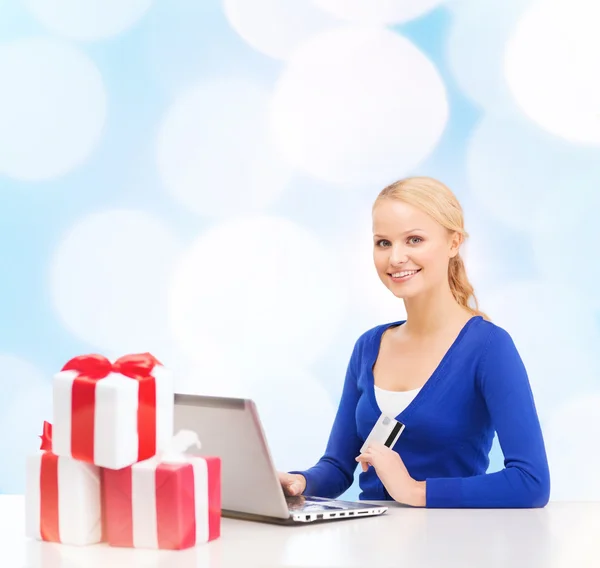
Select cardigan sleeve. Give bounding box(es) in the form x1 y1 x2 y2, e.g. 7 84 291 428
425 326 551 508
289 339 364 498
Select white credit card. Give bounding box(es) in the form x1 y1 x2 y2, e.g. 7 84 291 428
360 414 405 453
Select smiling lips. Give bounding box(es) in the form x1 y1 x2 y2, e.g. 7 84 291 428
388 269 421 282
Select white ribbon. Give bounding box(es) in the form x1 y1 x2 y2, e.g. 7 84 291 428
130 429 208 548
157 429 202 464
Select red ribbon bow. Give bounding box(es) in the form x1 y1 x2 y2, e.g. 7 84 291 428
39 421 53 452
62 352 161 464
62 352 162 380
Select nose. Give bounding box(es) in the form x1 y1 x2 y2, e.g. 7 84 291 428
390 245 408 267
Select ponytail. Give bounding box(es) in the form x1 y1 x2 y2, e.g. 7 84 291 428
448 254 490 321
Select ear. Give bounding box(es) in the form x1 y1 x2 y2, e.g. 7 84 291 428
448 231 462 258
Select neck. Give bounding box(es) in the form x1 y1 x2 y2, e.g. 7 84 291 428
402 283 469 338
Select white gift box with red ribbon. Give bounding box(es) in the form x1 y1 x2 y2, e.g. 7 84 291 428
25 421 103 546
102 430 221 550
52 352 173 470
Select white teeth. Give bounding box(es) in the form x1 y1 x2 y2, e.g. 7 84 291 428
391 270 419 278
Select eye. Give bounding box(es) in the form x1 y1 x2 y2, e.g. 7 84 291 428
375 239 391 247
408 236 423 245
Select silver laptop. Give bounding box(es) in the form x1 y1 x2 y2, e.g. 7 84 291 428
173 393 388 525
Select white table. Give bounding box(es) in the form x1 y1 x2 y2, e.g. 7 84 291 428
5 495 599 567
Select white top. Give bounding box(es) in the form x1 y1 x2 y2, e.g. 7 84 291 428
374 385 421 418
7 495 598 567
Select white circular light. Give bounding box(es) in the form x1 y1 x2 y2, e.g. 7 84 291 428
312 0 447 24
531 187 600 311
447 0 530 111
466 115 562 231
222 0 337 60
23 0 153 41
50 210 181 353
0 355 48 401
0 355 51 494
157 78 291 218
546 394 600 500
172 353 248 400
505 0 600 145
169 216 348 371
248 369 336 472
270 27 448 186
0 37 106 181
459 213 503 298
483 279 600 419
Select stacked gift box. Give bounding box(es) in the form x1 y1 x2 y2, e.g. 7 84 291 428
25 352 221 550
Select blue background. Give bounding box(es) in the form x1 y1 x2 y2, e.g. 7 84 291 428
1 0 599 501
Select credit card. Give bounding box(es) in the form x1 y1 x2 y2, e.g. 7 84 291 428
360 414 405 453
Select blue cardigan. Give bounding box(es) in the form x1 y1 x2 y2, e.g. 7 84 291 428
292 316 550 508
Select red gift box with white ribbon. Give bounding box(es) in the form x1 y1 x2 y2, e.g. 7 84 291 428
25 421 103 546
102 430 221 550
51 352 173 470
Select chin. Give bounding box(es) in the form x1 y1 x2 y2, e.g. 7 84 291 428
390 288 418 300
381 281 411 299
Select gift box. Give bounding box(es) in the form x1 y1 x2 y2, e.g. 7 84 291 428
26 421 103 546
52 352 173 470
102 430 221 550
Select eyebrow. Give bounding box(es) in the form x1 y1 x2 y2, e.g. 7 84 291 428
373 229 424 238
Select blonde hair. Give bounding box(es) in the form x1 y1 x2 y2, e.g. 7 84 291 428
373 176 490 321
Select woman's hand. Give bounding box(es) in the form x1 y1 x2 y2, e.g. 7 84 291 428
356 441 426 507
278 472 306 496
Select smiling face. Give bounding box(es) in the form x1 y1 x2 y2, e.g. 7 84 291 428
372 198 460 300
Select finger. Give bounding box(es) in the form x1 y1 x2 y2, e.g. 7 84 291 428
358 450 377 463
279 473 300 496
367 441 387 453
356 453 375 471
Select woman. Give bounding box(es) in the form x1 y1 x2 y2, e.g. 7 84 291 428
279 176 550 508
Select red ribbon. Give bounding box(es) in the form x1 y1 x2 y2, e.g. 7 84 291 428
62 352 160 463
103 458 221 549
38 421 60 542
39 420 53 451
